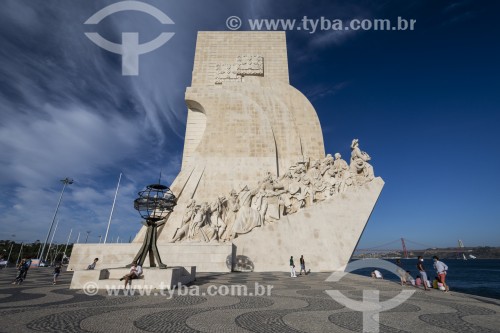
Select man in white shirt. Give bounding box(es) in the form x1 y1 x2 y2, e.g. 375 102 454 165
371 270 383 279
120 261 143 288
433 256 449 291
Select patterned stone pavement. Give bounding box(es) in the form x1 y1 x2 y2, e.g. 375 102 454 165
0 267 499 332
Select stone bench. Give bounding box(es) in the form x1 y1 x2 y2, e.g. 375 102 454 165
70 266 196 290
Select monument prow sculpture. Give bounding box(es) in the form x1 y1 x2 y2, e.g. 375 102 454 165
69 32 383 278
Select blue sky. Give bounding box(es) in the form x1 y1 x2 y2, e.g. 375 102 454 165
0 0 499 250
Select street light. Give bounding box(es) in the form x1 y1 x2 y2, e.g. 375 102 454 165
85 231 90 243
39 178 73 262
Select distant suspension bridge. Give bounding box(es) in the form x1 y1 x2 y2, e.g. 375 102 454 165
354 238 473 258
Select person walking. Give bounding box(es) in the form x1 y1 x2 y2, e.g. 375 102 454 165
416 256 429 291
22 258 32 281
299 255 307 275
53 263 62 285
289 256 297 277
433 256 449 292
11 259 27 285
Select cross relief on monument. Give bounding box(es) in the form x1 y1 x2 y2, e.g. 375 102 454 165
215 55 264 84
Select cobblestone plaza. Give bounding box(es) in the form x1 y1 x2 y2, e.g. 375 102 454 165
1 268 499 332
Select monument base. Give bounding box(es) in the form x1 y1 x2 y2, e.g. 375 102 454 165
68 243 232 272
231 177 384 272
69 178 383 280
70 266 196 290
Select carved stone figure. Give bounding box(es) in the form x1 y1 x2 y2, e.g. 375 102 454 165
333 153 349 179
189 203 210 242
281 167 306 213
231 185 262 238
329 153 349 193
320 154 335 183
222 190 239 241
171 199 196 242
251 187 268 222
209 196 227 241
350 139 375 185
255 172 286 223
170 144 376 243
304 160 328 203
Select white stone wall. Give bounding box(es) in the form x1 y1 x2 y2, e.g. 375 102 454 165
68 243 232 272
232 178 385 272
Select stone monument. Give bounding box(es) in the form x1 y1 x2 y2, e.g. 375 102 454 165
69 31 384 279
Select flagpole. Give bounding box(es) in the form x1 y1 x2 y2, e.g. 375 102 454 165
104 173 122 244
15 243 24 266
45 219 60 261
6 243 14 266
63 228 73 258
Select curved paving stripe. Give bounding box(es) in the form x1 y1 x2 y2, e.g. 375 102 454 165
419 302 498 333
328 312 412 333
79 307 184 333
135 308 206 332
236 308 307 333
234 295 345 332
186 296 275 332
26 308 121 333
136 296 274 332
0 286 73 308
0 287 47 306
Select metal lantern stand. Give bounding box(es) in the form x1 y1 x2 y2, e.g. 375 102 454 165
132 183 176 268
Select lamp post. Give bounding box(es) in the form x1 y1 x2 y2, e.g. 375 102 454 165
39 178 73 262
85 231 90 243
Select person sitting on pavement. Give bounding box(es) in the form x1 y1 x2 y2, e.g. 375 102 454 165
405 271 416 286
415 276 422 286
432 276 439 289
87 258 98 270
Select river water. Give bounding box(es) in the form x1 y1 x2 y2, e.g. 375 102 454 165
351 258 500 300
